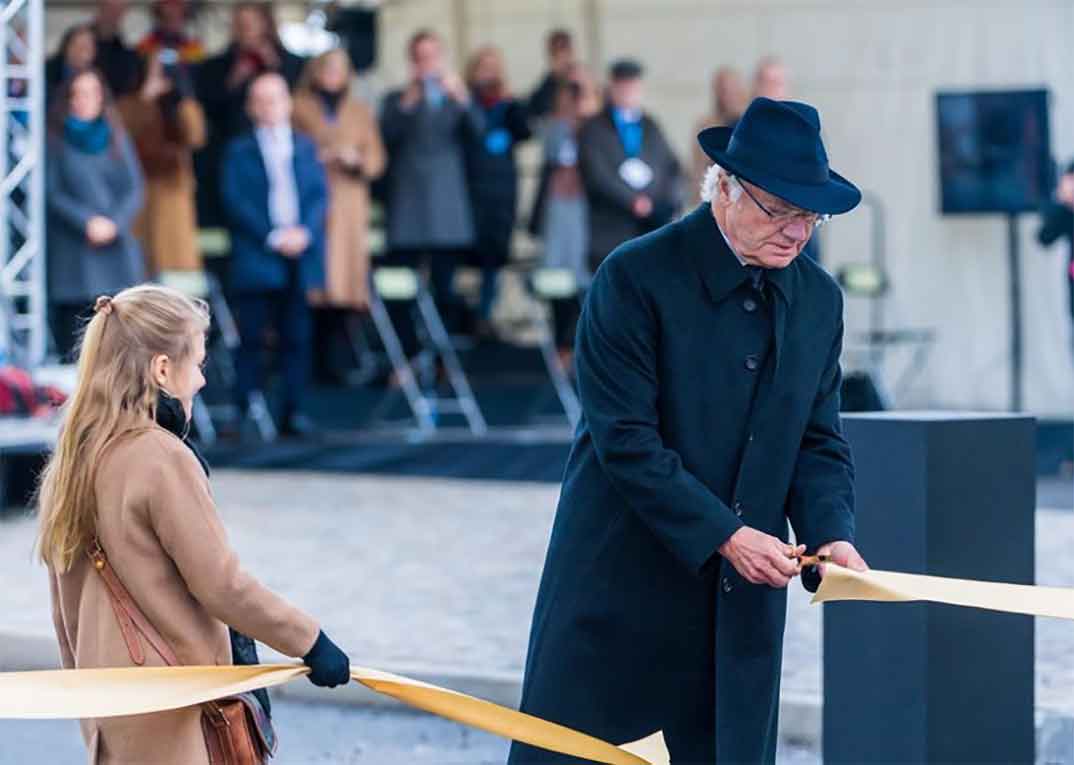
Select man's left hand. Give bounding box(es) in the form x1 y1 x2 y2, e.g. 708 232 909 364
815 540 868 578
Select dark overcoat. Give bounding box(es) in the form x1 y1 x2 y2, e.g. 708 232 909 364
464 96 532 269
577 107 683 271
508 203 855 765
218 131 328 294
379 89 485 251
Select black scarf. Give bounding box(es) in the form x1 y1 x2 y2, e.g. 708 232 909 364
155 392 273 717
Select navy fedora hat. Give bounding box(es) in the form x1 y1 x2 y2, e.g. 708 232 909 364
698 97 861 215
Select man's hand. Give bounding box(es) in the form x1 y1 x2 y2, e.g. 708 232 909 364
815 540 868 578
1057 173 1074 211
272 226 310 258
632 195 653 218
719 527 805 588
441 71 469 104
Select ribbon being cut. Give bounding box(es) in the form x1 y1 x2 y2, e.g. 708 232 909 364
2 563 1072 763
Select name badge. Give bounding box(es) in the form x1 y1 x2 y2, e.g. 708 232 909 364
485 128 511 155
619 158 653 190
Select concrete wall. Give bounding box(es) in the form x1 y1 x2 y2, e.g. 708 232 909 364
45 1 1074 414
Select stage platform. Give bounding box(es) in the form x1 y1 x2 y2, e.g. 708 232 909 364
203 425 573 483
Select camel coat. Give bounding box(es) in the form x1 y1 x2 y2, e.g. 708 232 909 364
292 92 386 309
117 96 207 273
48 427 321 765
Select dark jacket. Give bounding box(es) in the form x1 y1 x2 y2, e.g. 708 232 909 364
379 89 485 251
193 45 306 227
1037 165 1074 319
578 107 682 270
527 72 560 121
218 130 328 294
509 204 854 765
465 96 532 268
45 131 145 304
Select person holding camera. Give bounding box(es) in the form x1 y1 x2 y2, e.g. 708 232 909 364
117 51 206 275
39 284 350 765
136 0 205 65
195 3 305 229
379 29 483 320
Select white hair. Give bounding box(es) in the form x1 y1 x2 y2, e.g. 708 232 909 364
700 164 742 203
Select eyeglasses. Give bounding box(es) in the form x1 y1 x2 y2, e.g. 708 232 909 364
732 176 831 229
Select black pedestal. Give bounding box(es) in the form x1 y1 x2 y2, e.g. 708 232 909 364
823 413 1036 764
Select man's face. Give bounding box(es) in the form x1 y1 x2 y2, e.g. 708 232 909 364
410 37 442 79
717 176 815 269
549 41 573 74
157 0 186 32
754 63 788 100
233 6 267 50
248 75 291 127
609 78 643 112
714 70 747 119
66 30 97 70
97 0 126 27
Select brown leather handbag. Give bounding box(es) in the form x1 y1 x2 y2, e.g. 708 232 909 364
88 538 277 765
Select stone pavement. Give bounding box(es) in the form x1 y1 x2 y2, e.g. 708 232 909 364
2 470 1073 754
0 700 822 764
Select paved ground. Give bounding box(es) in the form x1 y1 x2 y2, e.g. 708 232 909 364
0 700 822 764
1 470 1071 761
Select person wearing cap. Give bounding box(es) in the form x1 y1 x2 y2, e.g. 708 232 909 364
509 97 868 764
577 58 682 274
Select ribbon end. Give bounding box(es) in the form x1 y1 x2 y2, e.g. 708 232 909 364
620 730 670 765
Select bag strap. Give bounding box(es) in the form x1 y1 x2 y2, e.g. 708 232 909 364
87 537 179 667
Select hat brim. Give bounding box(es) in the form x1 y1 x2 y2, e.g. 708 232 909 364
699 126 862 215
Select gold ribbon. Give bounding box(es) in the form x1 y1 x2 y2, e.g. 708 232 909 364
813 564 1074 620
0 663 669 765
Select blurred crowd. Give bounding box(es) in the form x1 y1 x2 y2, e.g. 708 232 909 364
44 0 799 435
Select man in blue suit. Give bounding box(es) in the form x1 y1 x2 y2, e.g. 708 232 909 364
509 98 869 764
221 72 327 436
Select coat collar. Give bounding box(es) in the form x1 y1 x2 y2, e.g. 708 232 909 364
682 202 797 307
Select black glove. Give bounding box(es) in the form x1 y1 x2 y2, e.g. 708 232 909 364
302 630 350 688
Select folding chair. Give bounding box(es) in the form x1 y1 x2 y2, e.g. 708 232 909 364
366 266 487 435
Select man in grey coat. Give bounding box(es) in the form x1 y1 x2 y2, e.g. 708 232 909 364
578 59 682 273
379 29 484 314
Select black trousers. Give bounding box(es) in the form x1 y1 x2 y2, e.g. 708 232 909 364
232 266 311 419
549 295 582 351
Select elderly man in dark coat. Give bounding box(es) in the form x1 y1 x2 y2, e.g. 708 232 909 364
578 59 682 274
508 97 869 765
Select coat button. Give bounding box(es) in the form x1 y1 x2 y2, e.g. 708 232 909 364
733 500 743 517
743 297 758 313
722 577 734 593
745 355 760 371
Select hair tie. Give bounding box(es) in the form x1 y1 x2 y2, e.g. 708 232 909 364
94 295 113 316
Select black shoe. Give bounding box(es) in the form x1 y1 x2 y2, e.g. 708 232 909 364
280 413 318 438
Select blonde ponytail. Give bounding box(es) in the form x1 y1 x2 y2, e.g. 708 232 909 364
36 285 209 571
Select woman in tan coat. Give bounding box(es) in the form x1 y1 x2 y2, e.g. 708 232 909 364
293 49 385 381
37 284 351 764
117 51 206 274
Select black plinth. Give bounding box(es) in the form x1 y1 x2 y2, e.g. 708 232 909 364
823 413 1035 764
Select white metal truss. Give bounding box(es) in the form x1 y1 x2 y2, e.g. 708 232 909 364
0 0 44 366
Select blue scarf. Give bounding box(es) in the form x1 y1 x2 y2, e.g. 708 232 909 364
63 116 111 154
611 107 644 158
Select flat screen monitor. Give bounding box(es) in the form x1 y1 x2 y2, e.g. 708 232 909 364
936 89 1051 214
